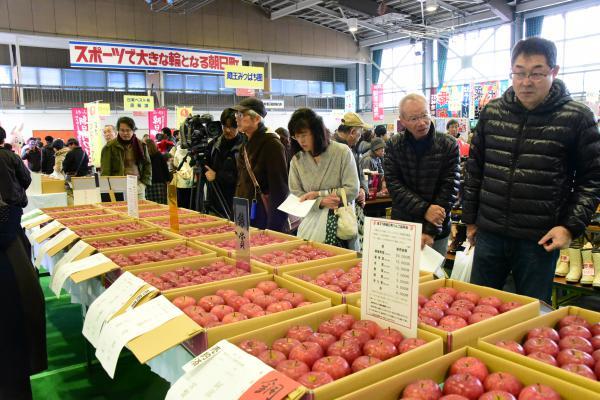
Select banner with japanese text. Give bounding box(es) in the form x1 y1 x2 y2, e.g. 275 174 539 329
345 90 356 113
471 81 500 120
175 107 193 129
148 108 168 140
124 95 154 112
224 65 265 89
69 41 242 74
84 103 103 167
371 84 384 121
71 108 90 157
435 84 469 118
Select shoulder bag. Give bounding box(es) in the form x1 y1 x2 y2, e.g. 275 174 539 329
335 188 358 240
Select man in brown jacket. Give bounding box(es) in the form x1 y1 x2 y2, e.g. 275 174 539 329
234 98 289 232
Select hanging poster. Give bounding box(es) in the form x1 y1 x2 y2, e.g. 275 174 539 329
84 103 103 166
176 107 193 129
372 84 384 121
435 84 468 118
345 90 356 113
471 81 500 120
71 108 90 157
148 108 168 140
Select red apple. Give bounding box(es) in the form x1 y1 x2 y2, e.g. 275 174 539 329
270 287 290 300
590 322 600 336
238 339 268 357
398 338 428 353
252 294 277 309
483 372 523 396
331 314 356 330
418 294 429 307
455 291 481 305
431 292 454 305
210 305 235 321
351 355 382 372
191 312 219 327
495 340 525 355
556 349 595 367
526 352 557 366
312 356 351 380
424 300 450 313
197 295 225 312
446 306 473 320
558 336 593 353
340 329 371 347
473 305 499 316
256 280 279 294
327 339 362 364
419 316 439 327
352 320 381 338
524 338 559 356
439 315 468 331
363 339 398 361
559 325 592 340
527 327 560 342
561 363 597 380
275 359 309 381
286 325 314 342
307 333 337 352
450 357 489 382
318 320 348 338
238 303 264 318
297 371 333 389
289 341 324 368
420 307 445 322
595 361 600 380
439 395 470 400
435 287 459 298
443 373 484 399
498 302 522 313
590 335 600 350
243 288 264 301
271 337 301 357
221 312 247 324
451 299 476 311
215 289 239 301
468 312 495 324
479 391 516 400
592 348 600 362
558 315 591 330
226 295 251 311
518 384 560 400
283 292 305 307
478 296 502 309
402 379 443 400
172 296 197 310
266 300 293 313
183 305 205 318
375 327 404 347
257 349 286 368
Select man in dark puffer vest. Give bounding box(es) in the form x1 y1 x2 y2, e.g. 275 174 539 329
463 37 600 303
384 93 460 256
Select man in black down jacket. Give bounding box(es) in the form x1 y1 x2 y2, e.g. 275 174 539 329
62 138 90 177
384 93 460 255
463 37 600 303
40 136 55 174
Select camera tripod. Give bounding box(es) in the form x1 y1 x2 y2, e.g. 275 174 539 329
188 157 232 220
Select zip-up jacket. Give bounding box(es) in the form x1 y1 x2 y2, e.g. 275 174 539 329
463 79 600 240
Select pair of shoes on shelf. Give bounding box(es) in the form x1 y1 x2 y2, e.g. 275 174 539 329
559 240 600 287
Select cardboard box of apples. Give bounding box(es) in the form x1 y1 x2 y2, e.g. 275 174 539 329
145 214 222 228
45 207 117 220
336 346 598 400
478 306 600 393
176 220 243 239
248 241 357 275
85 229 184 250
95 200 157 208
227 304 443 400
131 256 267 293
40 204 100 214
417 279 540 352
58 213 132 227
71 220 157 238
194 229 302 258
283 259 434 306
163 274 331 355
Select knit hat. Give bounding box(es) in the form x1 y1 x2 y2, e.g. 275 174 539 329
371 137 385 152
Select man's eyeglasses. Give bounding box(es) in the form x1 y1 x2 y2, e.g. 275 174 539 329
404 114 431 123
509 71 551 82
235 110 258 118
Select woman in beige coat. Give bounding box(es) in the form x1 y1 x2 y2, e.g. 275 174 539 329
51 139 69 178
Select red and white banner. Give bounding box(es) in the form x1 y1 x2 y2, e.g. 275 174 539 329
69 41 242 74
372 83 384 121
148 108 168 140
71 108 90 157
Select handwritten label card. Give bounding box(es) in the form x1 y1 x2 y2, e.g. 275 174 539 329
126 175 139 218
22 213 52 229
233 197 250 265
54 240 95 272
21 208 43 223
34 228 78 268
361 217 421 338
30 220 64 243
49 253 114 297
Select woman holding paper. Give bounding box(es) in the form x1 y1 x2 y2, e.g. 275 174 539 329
287 108 359 249
0 126 47 400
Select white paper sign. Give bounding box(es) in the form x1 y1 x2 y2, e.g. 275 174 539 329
50 253 113 297
21 213 52 229
277 194 316 218
34 228 78 268
420 245 446 278
73 188 102 205
54 240 95 271
361 217 421 338
126 175 139 218
95 296 182 378
30 220 63 243
82 272 148 348
29 172 42 194
170 340 273 400
21 208 43 222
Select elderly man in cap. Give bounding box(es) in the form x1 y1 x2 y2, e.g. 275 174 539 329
360 137 386 195
384 93 460 255
234 98 289 232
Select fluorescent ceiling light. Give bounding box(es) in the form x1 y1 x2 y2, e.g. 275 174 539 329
426 0 438 12
347 18 358 33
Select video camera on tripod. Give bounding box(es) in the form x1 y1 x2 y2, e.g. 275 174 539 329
179 113 223 166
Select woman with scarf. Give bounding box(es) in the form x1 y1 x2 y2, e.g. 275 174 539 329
100 116 151 199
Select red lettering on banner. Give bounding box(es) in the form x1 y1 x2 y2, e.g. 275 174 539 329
88 47 104 63
112 47 125 64
181 56 190 68
190 56 199 68
126 49 136 64
200 56 209 69
169 52 182 67
148 52 159 66
136 50 149 65
159 53 169 66
75 45 89 62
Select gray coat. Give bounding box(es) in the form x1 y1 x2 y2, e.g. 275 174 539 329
289 141 359 244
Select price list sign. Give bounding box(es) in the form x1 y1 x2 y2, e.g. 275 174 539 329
361 217 421 338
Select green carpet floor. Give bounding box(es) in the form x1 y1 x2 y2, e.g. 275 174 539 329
30 275 170 399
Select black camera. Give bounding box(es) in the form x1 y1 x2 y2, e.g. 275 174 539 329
179 113 223 166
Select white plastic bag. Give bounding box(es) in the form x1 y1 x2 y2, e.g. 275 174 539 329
451 243 475 282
